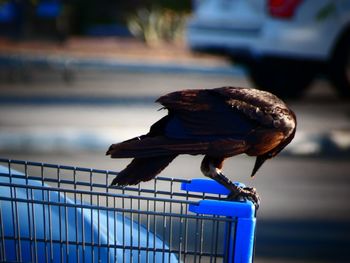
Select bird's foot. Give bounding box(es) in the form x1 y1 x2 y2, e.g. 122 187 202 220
227 185 260 209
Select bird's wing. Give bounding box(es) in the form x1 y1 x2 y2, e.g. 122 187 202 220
108 87 286 159
157 87 268 139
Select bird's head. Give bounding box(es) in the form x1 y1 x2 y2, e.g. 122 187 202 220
251 111 297 177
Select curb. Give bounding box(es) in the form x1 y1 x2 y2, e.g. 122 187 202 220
0 53 244 76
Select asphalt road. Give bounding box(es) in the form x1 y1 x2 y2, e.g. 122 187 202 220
0 70 350 262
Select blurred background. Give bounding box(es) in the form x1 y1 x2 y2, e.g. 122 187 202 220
0 0 350 262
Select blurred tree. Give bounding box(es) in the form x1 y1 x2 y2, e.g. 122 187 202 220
1 0 192 38
126 1 191 45
71 0 191 35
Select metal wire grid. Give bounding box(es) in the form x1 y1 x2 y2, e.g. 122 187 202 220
0 159 237 263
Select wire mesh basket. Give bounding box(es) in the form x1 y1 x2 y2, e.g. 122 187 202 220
0 158 256 263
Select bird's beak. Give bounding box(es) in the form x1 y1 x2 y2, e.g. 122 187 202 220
251 156 267 177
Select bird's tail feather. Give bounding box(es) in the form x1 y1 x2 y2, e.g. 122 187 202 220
110 155 177 186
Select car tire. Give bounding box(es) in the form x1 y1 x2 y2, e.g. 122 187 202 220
247 58 315 99
329 33 350 97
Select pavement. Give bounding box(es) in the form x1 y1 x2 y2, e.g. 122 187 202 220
0 36 350 158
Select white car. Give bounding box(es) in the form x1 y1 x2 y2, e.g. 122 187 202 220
187 0 350 98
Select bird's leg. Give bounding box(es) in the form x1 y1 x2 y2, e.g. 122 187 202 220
201 156 260 208
213 171 260 209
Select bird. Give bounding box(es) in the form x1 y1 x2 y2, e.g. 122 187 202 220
107 87 297 208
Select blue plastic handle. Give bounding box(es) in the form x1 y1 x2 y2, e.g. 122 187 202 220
181 178 245 195
181 178 256 263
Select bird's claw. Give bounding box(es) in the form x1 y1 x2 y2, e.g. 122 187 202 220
227 186 260 209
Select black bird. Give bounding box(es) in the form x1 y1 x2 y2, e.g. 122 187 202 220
107 87 297 207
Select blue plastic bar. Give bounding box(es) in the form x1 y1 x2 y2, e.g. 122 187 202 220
181 179 256 263
180 178 245 195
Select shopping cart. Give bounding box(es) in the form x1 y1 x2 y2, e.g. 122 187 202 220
0 158 256 263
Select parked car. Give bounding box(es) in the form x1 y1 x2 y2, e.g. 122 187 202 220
187 0 350 98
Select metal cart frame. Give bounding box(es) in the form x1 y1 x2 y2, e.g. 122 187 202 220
0 158 256 262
